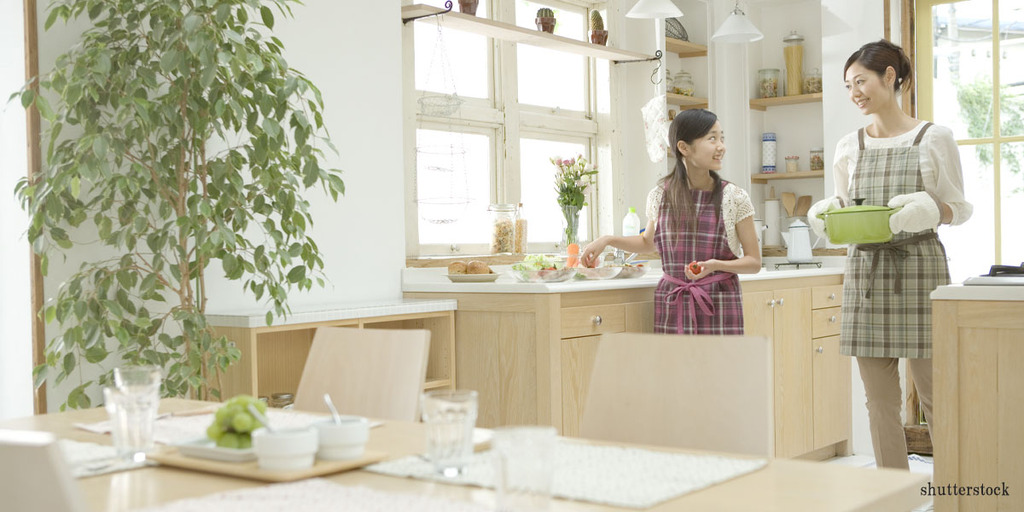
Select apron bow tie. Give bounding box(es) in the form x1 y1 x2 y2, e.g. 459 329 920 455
662 273 732 333
856 232 938 299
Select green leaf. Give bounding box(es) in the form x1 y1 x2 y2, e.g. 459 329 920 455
286 265 305 283
34 94 55 121
160 50 179 73
20 89 34 108
93 137 108 159
44 306 56 324
266 311 273 326
260 6 275 29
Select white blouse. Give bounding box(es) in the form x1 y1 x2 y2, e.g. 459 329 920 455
645 182 755 256
832 121 972 225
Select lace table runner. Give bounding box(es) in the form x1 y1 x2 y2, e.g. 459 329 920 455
366 440 767 509
137 478 491 512
59 439 154 478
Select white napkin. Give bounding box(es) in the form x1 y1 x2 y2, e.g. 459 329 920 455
641 94 671 163
58 439 154 478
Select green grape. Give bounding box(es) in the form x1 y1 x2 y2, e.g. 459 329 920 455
231 412 255 433
237 434 252 450
206 423 224 441
217 432 240 449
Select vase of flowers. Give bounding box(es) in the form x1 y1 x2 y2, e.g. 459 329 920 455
552 155 598 247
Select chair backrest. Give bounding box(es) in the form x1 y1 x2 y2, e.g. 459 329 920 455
580 333 774 457
0 429 87 512
293 327 431 421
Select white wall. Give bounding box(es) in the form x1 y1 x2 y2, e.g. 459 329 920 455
821 0 885 458
32 0 407 409
0 0 34 421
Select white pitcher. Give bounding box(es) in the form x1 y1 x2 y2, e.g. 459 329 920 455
781 219 813 263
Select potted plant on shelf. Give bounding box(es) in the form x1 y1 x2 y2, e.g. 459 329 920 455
15 0 344 408
535 7 556 34
458 0 479 15
589 11 608 45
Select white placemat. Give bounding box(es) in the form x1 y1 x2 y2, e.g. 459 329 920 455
74 409 334 445
136 478 491 512
366 439 768 509
58 439 154 478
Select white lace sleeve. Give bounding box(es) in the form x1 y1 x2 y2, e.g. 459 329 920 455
645 186 664 223
722 184 754 256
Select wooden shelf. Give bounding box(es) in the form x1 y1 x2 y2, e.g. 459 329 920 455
749 92 823 111
402 4 653 62
751 170 824 183
665 37 707 58
423 378 452 390
667 93 708 110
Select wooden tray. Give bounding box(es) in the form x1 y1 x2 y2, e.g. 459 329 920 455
149 447 388 482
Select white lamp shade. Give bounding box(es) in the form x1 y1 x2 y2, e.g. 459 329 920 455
711 11 764 43
626 0 683 19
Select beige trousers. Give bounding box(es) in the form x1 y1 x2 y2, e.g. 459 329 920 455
856 357 934 470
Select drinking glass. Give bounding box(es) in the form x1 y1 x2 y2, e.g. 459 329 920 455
106 365 162 462
421 389 478 477
492 426 557 512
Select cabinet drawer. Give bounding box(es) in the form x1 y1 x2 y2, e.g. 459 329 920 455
561 305 625 338
812 285 843 310
812 307 842 338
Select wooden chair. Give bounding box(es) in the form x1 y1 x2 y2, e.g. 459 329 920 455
580 332 774 457
293 327 431 421
0 429 87 512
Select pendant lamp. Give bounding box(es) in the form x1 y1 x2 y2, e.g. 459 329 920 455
626 0 683 19
711 1 763 43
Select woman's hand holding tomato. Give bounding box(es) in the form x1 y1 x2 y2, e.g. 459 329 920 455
685 260 717 280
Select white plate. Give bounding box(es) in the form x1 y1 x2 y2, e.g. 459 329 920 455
174 437 256 463
446 273 500 283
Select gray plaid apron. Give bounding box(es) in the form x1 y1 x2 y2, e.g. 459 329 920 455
841 123 950 358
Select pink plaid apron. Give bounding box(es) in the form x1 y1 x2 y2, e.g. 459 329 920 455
653 184 744 334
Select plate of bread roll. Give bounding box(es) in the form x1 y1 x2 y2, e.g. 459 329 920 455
447 260 500 283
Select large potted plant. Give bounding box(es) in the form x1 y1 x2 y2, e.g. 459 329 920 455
16 0 344 408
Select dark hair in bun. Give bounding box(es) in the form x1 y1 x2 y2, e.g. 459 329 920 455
844 39 914 94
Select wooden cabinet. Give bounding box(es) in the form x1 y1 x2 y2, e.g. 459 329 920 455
405 288 654 433
933 297 1024 512
210 309 456 400
742 277 850 459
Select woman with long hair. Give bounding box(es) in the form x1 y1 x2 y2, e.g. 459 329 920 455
581 109 762 334
807 39 972 469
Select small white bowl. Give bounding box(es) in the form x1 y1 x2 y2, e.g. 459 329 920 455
252 427 318 471
313 416 370 460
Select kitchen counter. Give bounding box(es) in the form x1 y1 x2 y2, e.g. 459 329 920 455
205 298 458 328
401 266 844 294
930 283 1024 301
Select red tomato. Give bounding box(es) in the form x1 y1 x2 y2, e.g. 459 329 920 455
688 261 704 275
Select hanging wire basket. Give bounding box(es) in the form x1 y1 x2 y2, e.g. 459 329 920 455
416 143 471 224
418 92 465 117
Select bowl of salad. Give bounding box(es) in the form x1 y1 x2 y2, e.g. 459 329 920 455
510 255 577 283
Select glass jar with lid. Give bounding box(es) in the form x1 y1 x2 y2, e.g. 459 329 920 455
803 67 822 94
671 70 695 97
488 203 517 254
783 30 804 96
809 148 825 171
757 69 780 98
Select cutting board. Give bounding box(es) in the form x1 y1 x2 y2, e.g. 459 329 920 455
149 447 387 482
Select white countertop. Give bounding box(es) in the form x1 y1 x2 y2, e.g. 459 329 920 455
931 284 1024 301
402 266 844 294
205 298 458 328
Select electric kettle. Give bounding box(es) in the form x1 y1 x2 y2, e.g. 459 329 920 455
782 219 813 263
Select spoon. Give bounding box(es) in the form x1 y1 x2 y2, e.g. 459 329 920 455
247 404 275 433
323 392 342 425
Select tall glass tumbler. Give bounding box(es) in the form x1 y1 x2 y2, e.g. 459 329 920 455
493 426 558 511
107 365 162 462
421 389 478 477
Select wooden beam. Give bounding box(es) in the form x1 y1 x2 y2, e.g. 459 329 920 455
23 0 46 414
901 0 916 117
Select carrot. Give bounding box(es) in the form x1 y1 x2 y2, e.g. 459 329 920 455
566 243 580 268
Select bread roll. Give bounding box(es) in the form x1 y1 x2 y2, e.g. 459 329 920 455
467 261 490 274
448 261 467 275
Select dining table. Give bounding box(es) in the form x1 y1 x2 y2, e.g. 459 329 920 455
0 398 929 511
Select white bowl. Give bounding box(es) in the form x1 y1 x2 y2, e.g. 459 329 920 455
313 416 370 460
252 427 318 471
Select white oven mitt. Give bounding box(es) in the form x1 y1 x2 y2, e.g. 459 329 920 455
887 191 941 234
807 196 842 239
640 95 670 163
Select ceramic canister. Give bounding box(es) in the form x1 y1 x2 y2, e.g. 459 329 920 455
762 133 777 173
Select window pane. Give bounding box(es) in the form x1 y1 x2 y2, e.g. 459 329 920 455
414 8 489 99
999 3 1024 137
933 0 993 140
516 1 586 110
520 138 589 244
940 144 995 282
416 129 492 244
1001 142 1024 264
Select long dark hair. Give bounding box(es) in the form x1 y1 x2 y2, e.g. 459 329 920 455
844 39 914 95
659 109 723 234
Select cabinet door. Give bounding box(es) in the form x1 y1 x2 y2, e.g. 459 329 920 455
560 335 601 437
624 301 655 333
813 335 851 449
742 291 775 339
773 288 814 458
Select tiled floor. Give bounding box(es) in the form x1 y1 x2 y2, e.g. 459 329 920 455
826 454 935 511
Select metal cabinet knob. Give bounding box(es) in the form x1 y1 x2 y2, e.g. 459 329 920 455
829 315 837 323
777 298 785 306
767 299 776 307
828 293 836 300
592 315 602 326
816 346 824 354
